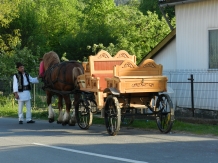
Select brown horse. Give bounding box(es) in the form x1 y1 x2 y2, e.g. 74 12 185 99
40 51 84 125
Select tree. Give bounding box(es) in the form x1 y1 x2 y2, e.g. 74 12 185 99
139 0 175 21
68 0 117 60
0 0 40 78
85 4 174 63
0 0 21 78
10 0 82 58
0 0 20 54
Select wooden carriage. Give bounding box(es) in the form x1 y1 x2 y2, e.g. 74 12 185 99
77 50 136 108
76 50 174 136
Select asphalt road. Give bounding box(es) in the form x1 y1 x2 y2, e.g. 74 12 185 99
0 117 218 163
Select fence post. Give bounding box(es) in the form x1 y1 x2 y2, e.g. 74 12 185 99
188 74 194 117
33 84 36 109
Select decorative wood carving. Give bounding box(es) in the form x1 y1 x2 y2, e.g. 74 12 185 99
96 50 111 59
98 53 110 59
116 52 129 58
114 50 133 59
142 62 156 68
122 62 135 68
132 82 154 87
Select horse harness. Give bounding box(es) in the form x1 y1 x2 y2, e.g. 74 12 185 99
42 61 81 95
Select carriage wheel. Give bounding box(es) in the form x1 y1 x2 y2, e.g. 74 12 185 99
104 95 121 136
75 99 93 130
156 94 174 133
121 108 135 126
89 99 98 114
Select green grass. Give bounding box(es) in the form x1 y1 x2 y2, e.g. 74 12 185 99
1 102 218 136
92 116 218 136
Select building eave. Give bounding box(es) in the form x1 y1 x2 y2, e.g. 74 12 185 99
139 28 176 65
159 0 205 7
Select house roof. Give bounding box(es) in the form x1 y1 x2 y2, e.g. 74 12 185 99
159 0 205 7
138 28 176 65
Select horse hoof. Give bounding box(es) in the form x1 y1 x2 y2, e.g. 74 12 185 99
62 122 68 126
69 119 76 126
49 118 54 123
57 120 62 124
68 123 75 126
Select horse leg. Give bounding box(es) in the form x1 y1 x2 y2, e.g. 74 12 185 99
62 95 72 126
69 93 80 126
57 95 64 124
69 107 76 126
47 91 55 123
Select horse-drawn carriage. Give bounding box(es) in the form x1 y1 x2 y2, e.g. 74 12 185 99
76 50 174 136
40 50 174 136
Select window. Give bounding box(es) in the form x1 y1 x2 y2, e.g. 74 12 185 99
209 29 218 69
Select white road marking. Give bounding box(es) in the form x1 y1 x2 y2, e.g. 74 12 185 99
33 143 148 163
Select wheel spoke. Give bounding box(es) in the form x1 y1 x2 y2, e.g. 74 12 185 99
75 99 93 130
104 95 121 136
156 94 174 133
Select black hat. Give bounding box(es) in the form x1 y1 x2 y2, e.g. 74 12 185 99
16 62 24 68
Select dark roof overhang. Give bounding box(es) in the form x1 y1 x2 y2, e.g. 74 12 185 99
159 0 205 7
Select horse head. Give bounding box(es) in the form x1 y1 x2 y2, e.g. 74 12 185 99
43 51 60 71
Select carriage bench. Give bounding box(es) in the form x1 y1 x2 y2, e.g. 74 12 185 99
77 50 136 108
105 59 167 94
103 59 168 109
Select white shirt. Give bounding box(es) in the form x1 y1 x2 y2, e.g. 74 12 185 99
13 73 39 101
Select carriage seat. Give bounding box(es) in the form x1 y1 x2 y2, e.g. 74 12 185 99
78 50 136 92
77 50 136 109
92 73 114 91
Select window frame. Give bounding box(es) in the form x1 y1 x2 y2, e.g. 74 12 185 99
208 28 218 69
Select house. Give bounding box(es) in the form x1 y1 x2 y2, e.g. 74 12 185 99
140 0 218 116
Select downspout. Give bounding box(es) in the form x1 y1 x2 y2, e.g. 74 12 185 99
158 3 174 31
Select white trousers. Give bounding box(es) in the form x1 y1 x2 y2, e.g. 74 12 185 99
18 100 32 121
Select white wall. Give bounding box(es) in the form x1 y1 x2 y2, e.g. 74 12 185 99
176 0 218 70
153 39 177 71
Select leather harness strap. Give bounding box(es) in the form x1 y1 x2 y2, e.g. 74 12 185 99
42 60 81 92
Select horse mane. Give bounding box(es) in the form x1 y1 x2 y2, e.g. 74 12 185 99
43 51 60 70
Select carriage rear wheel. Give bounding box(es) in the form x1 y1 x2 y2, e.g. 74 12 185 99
75 99 94 130
155 94 174 133
104 95 121 136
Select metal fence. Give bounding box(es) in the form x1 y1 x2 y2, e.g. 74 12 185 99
1 69 218 111
0 79 74 109
164 69 218 111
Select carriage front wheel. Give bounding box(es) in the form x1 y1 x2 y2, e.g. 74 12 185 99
156 94 174 133
104 95 121 136
75 99 94 130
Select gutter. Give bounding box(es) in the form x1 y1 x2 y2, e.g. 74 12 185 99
159 0 204 7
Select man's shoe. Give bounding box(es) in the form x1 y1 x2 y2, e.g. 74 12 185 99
27 120 35 123
19 121 23 124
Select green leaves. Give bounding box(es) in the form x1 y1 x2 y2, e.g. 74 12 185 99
0 0 176 78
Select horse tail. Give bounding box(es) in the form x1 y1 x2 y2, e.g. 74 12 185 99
72 67 84 87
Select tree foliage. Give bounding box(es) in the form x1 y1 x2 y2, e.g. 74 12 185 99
0 0 20 53
0 0 176 78
139 0 175 21
86 2 173 63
